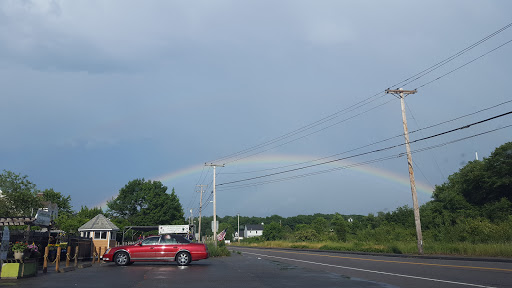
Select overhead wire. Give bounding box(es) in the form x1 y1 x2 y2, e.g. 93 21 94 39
217 110 512 187
206 22 512 165
223 96 394 165
393 22 512 89
217 123 512 191
220 98 512 175
415 38 512 90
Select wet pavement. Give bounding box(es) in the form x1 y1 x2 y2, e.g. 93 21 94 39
0 253 395 288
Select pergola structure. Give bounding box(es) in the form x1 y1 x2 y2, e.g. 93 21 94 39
0 217 35 226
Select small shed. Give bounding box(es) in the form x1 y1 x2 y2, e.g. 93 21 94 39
78 214 119 256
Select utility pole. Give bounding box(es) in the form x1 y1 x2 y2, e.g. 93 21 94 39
237 213 240 244
386 88 424 255
196 185 207 242
205 163 224 247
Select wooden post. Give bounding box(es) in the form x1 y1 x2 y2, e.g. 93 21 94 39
92 247 96 264
98 247 102 263
66 245 71 267
385 88 424 255
43 246 49 273
56 246 61 272
74 246 79 267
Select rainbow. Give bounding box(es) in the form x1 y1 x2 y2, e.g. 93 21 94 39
96 154 434 210
152 154 434 196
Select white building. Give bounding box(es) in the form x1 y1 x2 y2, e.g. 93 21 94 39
244 224 264 238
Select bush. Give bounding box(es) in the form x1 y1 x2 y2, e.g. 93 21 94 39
206 242 231 257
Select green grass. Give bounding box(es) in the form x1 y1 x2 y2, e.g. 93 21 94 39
231 240 512 258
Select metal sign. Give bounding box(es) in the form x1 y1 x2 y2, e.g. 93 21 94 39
0 227 10 260
34 209 51 226
211 221 219 233
158 225 189 235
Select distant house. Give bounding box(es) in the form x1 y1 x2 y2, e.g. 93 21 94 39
78 214 119 256
244 224 264 238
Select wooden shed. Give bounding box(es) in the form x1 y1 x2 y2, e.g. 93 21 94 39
78 214 119 256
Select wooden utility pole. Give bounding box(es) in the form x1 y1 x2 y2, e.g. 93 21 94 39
205 163 224 247
386 88 424 255
196 185 207 242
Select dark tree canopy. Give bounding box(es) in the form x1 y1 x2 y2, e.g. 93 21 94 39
107 178 184 226
0 170 41 217
433 142 512 206
41 188 73 216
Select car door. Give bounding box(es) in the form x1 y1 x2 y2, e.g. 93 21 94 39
154 235 179 260
129 236 160 260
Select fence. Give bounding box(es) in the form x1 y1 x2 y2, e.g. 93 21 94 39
2 229 92 261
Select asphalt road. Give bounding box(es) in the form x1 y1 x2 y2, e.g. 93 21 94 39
1 247 511 288
2 253 394 288
231 247 512 288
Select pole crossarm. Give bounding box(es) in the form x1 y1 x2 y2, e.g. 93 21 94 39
385 89 417 99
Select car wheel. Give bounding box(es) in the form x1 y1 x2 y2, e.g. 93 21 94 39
176 251 191 266
114 251 130 266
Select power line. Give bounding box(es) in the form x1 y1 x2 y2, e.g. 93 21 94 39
206 22 512 165
220 98 512 175
415 38 512 90
217 123 512 191
393 22 512 89
223 97 394 165
217 110 512 187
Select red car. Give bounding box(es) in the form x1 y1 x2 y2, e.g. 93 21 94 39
102 234 208 266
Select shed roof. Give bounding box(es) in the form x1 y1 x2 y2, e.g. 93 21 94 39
245 224 264 231
78 214 119 231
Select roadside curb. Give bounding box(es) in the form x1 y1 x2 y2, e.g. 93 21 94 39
58 267 75 273
233 246 512 263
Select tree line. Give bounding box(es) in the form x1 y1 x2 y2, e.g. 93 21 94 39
200 142 512 245
1 141 510 246
0 173 185 239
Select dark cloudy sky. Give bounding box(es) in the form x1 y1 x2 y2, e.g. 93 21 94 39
1 0 511 218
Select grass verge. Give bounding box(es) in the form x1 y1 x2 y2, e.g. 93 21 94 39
230 240 512 258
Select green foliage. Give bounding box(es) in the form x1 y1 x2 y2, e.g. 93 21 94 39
206 242 231 257
41 188 73 216
433 142 512 207
294 229 319 242
107 179 184 226
0 170 41 217
330 213 348 242
54 206 104 234
311 217 328 235
262 222 283 241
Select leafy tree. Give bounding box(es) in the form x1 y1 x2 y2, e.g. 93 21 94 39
312 217 328 235
54 206 104 234
77 206 104 219
0 170 40 217
262 222 283 241
41 188 73 216
433 142 512 207
331 213 348 241
107 179 184 226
